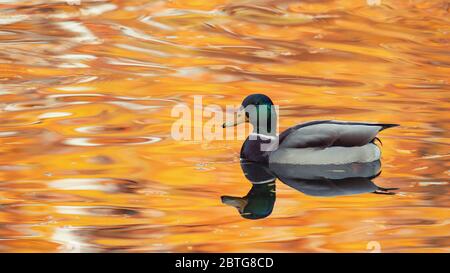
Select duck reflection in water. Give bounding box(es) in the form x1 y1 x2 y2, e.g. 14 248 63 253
221 160 398 219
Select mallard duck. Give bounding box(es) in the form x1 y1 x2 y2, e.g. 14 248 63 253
222 94 398 165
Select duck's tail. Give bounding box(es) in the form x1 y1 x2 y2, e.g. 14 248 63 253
379 123 400 131
372 137 383 146
370 124 398 146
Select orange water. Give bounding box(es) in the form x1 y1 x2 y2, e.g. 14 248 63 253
0 0 449 252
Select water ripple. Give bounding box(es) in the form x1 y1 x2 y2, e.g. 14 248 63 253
63 136 162 147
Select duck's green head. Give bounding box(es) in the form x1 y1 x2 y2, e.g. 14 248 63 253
223 94 277 135
241 93 274 109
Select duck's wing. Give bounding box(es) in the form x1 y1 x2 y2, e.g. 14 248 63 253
279 120 398 148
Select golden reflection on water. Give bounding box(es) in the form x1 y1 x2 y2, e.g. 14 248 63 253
0 0 449 252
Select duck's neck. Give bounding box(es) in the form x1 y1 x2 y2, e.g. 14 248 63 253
252 125 277 137
240 105 278 163
251 106 277 137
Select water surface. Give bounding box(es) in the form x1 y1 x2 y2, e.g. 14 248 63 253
0 0 449 252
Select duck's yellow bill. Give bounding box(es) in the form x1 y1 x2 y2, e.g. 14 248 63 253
222 110 246 128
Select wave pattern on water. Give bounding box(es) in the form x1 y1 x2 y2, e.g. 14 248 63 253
0 0 448 252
